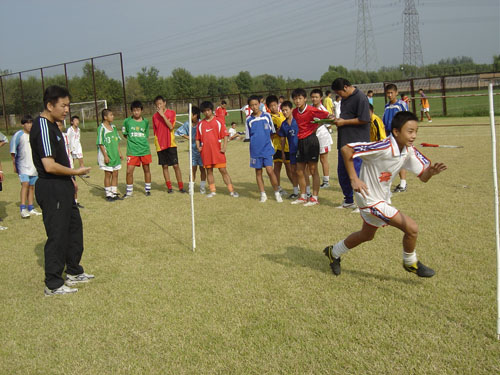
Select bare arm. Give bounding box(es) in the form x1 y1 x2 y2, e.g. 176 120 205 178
280 136 286 160
158 111 173 130
98 145 110 164
334 117 369 127
0 161 3 182
340 145 368 198
419 162 447 183
41 157 90 176
10 153 17 174
196 139 202 153
220 136 228 153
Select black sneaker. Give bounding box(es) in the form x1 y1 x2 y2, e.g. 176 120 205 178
167 189 174 194
288 193 299 200
76 202 84 209
393 184 407 193
323 245 341 276
403 261 435 278
145 191 151 196
179 188 187 194
105 196 114 202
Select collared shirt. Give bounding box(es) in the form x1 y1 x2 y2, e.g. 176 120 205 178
245 112 276 158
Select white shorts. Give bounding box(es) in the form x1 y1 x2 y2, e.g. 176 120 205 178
99 164 121 172
421 108 430 113
72 152 83 159
316 126 333 154
358 201 399 228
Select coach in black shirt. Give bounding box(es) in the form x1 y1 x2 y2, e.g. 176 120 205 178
31 86 92 296
332 78 371 209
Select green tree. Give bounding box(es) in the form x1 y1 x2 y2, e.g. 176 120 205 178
235 71 252 94
171 68 194 98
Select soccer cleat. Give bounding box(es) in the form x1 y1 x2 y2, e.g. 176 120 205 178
337 201 356 209
145 191 151 196
393 184 407 193
200 186 206 194
105 196 115 202
29 209 42 216
304 197 319 207
320 181 330 188
230 191 239 198
206 192 216 198
167 189 173 194
112 195 123 201
21 209 31 219
45 284 78 296
403 261 435 278
179 189 187 194
260 195 267 203
288 193 299 200
323 246 341 276
291 197 307 205
306 193 312 199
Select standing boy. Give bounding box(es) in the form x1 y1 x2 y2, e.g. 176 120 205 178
97 109 123 201
10 115 42 218
366 90 374 105
383 84 409 193
67 116 88 176
419 89 432 122
279 101 300 199
215 100 228 126
324 111 446 278
333 95 342 119
152 96 185 193
310 89 333 188
196 101 239 198
323 90 334 115
246 95 282 203
369 104 387 142
122 100 152 197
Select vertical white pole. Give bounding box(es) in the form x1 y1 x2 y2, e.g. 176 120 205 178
188 103 196 252
488 83 499 340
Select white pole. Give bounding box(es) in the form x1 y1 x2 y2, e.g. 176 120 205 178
188 103 196 252
489 82 499 340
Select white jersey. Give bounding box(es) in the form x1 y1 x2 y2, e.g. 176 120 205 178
314 104 333 149
66 126 83 155
10 130 37 176
62 132 74 169
348 135 430 208
333 101 341 118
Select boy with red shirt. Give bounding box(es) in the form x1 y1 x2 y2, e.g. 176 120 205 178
196 101 239 198
291 88 331 206
152 96 185 193
215 100 228 126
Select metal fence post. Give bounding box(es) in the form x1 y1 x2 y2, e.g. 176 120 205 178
90 58 99 127
119 52 128 118
0 76 8 132
19 72 26 116
410 78 416 114
238 93 243 123
441 76 447 116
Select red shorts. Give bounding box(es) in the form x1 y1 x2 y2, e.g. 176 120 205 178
127 154 152 166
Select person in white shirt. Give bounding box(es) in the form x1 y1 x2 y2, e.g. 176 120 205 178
310 89 333 188
67 115 88 177
324 111 447 278
333 95 341 119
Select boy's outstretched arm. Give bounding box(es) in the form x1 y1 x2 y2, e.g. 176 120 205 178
341 145 368 198
419 162 447 183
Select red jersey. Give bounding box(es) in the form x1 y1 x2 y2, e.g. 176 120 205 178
215 106 228 125
292 105 329 139
196 117 227 165
152 109 176 151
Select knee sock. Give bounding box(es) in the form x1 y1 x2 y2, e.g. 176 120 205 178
331 240 350 259
166 181 173 190
145 183 151 193
178 181 184 190
403 250 417 266
105 187 112 197
293 186 299 195
126 184 133 196
399 179 407 188
200 181 206 189
323 176 329 182
209 183 216 193
111 186 118 196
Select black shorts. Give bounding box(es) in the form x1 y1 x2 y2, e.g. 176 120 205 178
273 150 290 162
158 147 179 166
296 133 319 163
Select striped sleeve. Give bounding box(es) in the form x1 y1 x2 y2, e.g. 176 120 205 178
405 147 431 177
97 125 104 145
348 138 391 160
9 131 22 155
39 118 53 157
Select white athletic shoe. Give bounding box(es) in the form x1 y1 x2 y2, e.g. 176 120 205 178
337 200 356 209
45 284 78 296
200 186 206 194
352 207 360 213
275 192 283 203
260 194 268 203
230 191 239 198
29 209 42 216
66 272 94 284
0 225 8 231
291 197 308 205
206 192 216 198
21 209 30 219
304 197 319 207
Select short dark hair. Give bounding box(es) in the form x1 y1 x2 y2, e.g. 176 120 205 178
154 95 166 103
131 100 143 110
200 101 214 112
385 83 398 92
191 106 200 117
418 88 424 92
248 95 260 105
310 88 323 97
43 85 70 109
21 114 33 124
335 95 340 100
279 95 285 100
101 108 112 122
367 90 374 95
265 95 279 106
391 111 418 134
291 88 307 99
281 100 293 110
331 78 351 91
70 115 80 122
325 90 331 96
369 103 374 111
221 100 227 105
231 121 236 126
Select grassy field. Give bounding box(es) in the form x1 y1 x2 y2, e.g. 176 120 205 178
0 117 499 374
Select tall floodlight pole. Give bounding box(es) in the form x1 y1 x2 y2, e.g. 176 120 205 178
355 0 379 72
402 0 424 72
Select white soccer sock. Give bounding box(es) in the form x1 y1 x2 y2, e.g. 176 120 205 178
331 240 350 259
105 187 112 197
323 176 330 182
111 186 117 195
306 186 311 194
403 250 418 266
126 184 133 195
400 179 407 188
261 191 267 197
293 186 299 195
200 181 206 189
145 183 151 192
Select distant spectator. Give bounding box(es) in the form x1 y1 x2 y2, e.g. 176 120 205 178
418 89 432 122
366 90 374 105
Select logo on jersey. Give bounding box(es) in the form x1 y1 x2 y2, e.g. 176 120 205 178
379 172 392 182
206 129 213 132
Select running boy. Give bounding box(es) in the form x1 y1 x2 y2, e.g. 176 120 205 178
175 106 207 193
419 89 432 122
10 115 42 218
97 109 123 201
122 100 152 197
383 83 409 193
246 95 282 203
279 101 299 199
67 116 88 176
196 101 239 198
152 96 185 193
324 111 446 277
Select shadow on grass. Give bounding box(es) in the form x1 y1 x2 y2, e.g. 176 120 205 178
0 200 10 220
150 220 191 251
34 241 44 269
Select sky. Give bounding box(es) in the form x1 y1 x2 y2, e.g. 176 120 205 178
0 0 499 81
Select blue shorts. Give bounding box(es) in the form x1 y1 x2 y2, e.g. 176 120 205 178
250 155 273 169
191 150 203 167
19 174 38 185
289 152 297 165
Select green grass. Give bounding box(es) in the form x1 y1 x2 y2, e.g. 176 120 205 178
0 117 499 374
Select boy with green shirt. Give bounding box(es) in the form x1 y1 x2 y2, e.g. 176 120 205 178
97 109 123 201
122 100 152 197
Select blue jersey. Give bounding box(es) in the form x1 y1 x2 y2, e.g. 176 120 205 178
383 100 408 133
175 120 201 160
278 118 299 154
245 112 276 158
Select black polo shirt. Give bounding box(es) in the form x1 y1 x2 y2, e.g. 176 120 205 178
30 116 72 180
337 88 371 149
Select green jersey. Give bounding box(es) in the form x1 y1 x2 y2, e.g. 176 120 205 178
97 124 121 167
122 117 151 156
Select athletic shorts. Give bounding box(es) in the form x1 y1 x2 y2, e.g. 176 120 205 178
72 152 83 159
316 127 333 154
421 108 430 112
273 150 290 163
99 164 122 172
250 155 273 169
320 145 331 154
191 151 203 167
158 147 179 166
19 174 38 185
358 200 399 228
296 133 319 163
127 154 152 166
204 163 226 169
289 152 297 165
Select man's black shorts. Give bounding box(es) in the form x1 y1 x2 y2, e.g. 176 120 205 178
158 147 179 166
296 133 319 163
273 150 290 162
